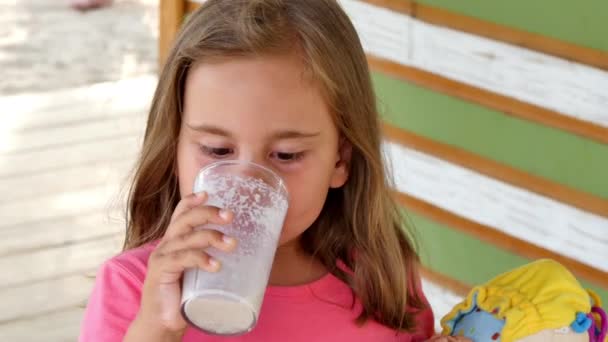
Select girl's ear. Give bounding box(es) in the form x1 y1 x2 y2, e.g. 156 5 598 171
330 136 352 189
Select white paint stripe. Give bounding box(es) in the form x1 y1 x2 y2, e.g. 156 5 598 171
339 0 608 128
422 278 464 333
384 141 608 272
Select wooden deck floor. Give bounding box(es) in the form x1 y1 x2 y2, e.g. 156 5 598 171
0 75 156 341
0 1 158 339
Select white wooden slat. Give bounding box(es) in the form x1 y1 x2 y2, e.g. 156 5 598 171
339 0 608 128
0 234 122 289
0 307 85 342
421 279 464 333
0 208 126 257
384 142 608 272
0 75 156 132
0 158 135 202
0 183 123 228
0 272 95 323
411 22 608 128
0 112 146 154
0 134 140 177
339 1 410 67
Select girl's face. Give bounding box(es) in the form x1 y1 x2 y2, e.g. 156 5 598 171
176 53 350 247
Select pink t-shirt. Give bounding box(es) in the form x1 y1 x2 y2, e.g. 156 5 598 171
79 241 434 341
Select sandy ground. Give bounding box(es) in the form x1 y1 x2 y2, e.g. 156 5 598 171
0 0 158 95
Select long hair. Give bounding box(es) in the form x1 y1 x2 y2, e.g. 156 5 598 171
124 0 426 331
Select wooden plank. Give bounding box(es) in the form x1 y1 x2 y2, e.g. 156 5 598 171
361 0 413 15
383 124 608 218
0 183 125 228
338 0 411 66
409 22 608 131
0 113 145 155
420 267 469 297
0 272 95 323
187 1 202 12
159 0 185 68
397 191 608 288
374 71 608 200
0 209 126 257
420 267 468 331
421 277 465 332
0 75 155 132
0 307 85 342
0 135 140 178
385 142 608 285
370 56 608 144
339 0 608 139
0 235 122 289
0 158 135 202
354 0 608 71
411 1 608 71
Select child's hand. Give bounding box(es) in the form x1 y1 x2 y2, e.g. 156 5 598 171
425 336 472 342
134 192 236 335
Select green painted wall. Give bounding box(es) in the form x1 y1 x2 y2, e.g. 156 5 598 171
373 72 608 199
373 0 608 321
414 0 608 52
403 210 608 307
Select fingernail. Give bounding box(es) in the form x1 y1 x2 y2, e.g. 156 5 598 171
219 209 231 220
223 235 235 245
208 258 220 270
195 191 206 198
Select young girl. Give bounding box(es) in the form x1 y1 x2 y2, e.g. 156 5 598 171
80 0 442 340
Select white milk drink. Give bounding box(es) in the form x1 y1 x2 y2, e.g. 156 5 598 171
181 161 288 335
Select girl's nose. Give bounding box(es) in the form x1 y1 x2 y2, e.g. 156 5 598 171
231 150 282 180
230 158 281 186
234 148 270 168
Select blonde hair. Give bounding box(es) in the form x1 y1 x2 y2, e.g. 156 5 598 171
125 0 425 331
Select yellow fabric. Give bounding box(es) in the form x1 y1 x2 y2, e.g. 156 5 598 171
441 259 592 342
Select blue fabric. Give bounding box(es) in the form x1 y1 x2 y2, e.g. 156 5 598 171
445 293 506 342
570 312 592 333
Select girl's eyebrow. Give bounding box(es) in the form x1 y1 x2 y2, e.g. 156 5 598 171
185 123 321 140
186 123 233 138
271 130 321 140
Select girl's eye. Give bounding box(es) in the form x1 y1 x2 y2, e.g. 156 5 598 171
200 146 233 158
271 152 305 163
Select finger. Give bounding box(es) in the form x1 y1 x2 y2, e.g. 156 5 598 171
159 229 237 254
155 249 221 276
425 337 446 342
170 191 208 223
164 205 233 240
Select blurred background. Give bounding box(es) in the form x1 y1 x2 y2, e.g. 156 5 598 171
0 0 606 340
0 0 156 340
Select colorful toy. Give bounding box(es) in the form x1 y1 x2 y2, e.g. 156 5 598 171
440 260 607 342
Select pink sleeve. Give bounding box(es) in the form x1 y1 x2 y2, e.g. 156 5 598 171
79 259 143 342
